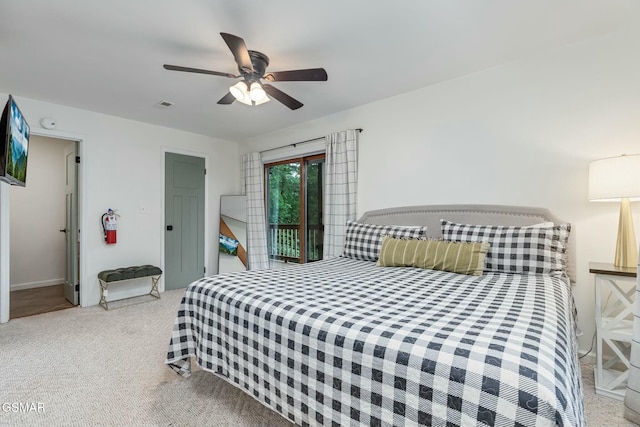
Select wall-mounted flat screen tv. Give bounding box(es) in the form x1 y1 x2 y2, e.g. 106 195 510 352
0 95 30 186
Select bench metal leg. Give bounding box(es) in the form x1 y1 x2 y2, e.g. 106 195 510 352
149 275 161 299
98 279 110 310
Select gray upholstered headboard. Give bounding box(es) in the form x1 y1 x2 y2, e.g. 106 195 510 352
358 204 576 284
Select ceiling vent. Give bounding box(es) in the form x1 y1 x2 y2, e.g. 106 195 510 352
154 100 174 109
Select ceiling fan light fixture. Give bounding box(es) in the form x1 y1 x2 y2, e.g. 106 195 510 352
165 33 326 110
249 82 266 102
229 81 248 101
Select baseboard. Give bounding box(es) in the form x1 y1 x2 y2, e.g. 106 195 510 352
11 278 65 291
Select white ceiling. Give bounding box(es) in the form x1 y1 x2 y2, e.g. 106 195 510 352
1 1 638 142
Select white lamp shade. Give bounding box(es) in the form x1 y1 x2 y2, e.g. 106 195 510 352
229 81 248 102
588 154 640 202
254 94 270 105
249 82 266 102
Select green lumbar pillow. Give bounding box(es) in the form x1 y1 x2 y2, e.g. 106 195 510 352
377 237 490 276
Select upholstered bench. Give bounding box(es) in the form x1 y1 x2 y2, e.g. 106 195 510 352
97 265 162 310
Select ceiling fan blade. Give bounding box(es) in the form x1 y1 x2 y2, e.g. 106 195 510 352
217 92 236 105
220 32 254 74
163 64 238 78
264 68 328 82
262 84 303 110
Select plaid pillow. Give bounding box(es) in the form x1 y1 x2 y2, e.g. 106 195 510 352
441 220 571 275
342 221 427 261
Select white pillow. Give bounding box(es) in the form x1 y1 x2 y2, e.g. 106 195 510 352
525 222 555 228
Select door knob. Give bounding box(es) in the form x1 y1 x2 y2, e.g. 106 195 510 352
59 229 67 233
166 225 173 231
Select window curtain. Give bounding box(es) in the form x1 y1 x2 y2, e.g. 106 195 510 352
241 152 270 270
322 129 358 259
625 259 640 422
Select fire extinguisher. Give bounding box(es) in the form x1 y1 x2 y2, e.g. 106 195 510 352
101 208 119 244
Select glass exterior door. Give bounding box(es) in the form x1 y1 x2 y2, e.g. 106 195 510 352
265 154 325 266
305 157 324 262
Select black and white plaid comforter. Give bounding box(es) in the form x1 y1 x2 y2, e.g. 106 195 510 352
166 257 584 427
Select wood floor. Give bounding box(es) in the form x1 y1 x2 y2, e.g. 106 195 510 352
10 284 75 319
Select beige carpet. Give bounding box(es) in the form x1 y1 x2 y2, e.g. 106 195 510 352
0 289 634 426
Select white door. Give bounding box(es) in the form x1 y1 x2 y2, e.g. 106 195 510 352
63 142 79 305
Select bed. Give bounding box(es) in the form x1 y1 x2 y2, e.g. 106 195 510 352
166 204 584 427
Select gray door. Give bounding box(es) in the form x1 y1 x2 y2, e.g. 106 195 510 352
165 153 205 290
63 142 79 305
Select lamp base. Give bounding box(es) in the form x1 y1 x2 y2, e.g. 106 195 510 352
614 198 638 268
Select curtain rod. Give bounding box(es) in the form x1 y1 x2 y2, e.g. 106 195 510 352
259 128 363 155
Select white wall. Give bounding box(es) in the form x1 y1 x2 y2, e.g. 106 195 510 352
240 26 640 353
10 135 69 290
0 183 9 322
0 95 239 319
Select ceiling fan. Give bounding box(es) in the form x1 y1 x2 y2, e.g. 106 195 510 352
163 32 328 110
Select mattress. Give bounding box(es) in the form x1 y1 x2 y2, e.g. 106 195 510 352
166 257 584 426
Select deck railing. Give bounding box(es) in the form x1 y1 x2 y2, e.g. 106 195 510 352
268 223 323 262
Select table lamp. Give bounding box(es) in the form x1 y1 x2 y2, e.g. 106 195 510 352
588 154 640 268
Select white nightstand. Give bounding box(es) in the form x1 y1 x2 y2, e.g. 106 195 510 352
590 262 638 400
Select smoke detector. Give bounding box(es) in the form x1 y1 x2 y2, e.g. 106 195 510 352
40 118 56 129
